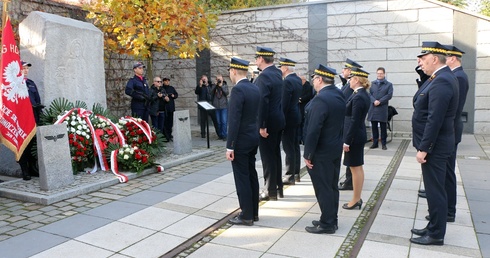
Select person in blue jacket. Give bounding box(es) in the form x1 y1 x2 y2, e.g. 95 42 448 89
125 62 150 122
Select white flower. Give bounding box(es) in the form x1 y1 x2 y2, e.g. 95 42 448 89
85 135 90 139
77 125 82 130
133 146 138 150
71 115 77 120
129 149 134 154
76 130 81 135
81 131 87 136
122 144 128 148
119 150 124 155
70 127 76 133
101 122 106 127
82 125 87 130
123 154 129 160
70 121 76 126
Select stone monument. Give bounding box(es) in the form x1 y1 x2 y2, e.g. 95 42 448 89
173 110 192 155
36 124 74 191
19 11 106 109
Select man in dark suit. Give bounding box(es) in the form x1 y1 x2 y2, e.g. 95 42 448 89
125 62 150 122
254 47 285 201
298 75 313 146
303 64 346 234
423 45 469 223
226 57 260 226
410 42 459 246
338 58 363 191
278 58 302 186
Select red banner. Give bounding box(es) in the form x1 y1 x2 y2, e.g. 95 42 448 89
0 18 36 161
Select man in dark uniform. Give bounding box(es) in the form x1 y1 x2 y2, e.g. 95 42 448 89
410 42 459 246
303 64 346 234
18 61 44 181
424 45 469 223
254 47 285 201
278 58 302 186
125 62 150 123
338 58 363 191
298 75 313 146
226 57 260 226
162 77 178 141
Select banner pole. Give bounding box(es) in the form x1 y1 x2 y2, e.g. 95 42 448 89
2 0 10 29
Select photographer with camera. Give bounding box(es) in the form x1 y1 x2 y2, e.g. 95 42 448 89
195 74 219 138
208 75 229 140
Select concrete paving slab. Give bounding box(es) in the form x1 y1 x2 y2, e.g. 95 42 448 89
174 173 221 184
193 166 232 176
377 199 417 218
161 214 217 238
445 223 481 249
75 221 155 252
253 208 304 229
118 190 176 206
369 214 413 239
118 207 188 231
190 180 237 197
202 196 239 214
409 245 481 258
267 230 344 258
0 230 69 258
149 180 200 194
385 188 419 203
365 232 410 247
211 226 286 252
389 178 420 190
37 213 112 238
83 200 147 220
119 232 187 258
30 239 113 258
187 242 263 258
477 233 490 258
357 240 409 258
152 202 199 215
164 191 223 209
108 254 132 258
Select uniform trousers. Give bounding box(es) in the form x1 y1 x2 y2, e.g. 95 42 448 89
308 153 340 228
422 152 450 239
282 124 300 177
164 111 174 140
231 146 259 220
259 130 283 196
446 144 459 217
132 107 149 123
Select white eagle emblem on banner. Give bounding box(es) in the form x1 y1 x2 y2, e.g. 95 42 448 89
1 60 28 103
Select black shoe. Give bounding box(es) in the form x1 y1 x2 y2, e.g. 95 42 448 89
311 220 338 230
338 183 353 191
254 216 259 222
201 134 205 138
295 176 301 182
259 192 277 201
382 145 387 150
0 179 4 183
23 175 31 181
425 215 455 222
282 175 295 185
228 216 253 226
411 227 428 236
278 188 284 198
418 189 425 194
410 235 444 246
418 192 427 198
369 144 379 149
305 225 336 234
342 199 363 210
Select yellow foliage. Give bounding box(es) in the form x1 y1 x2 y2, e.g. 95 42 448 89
84 0 218 59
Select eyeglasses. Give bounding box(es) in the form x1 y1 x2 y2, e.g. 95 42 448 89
155 81 162 83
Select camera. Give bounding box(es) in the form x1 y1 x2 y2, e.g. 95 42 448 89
217 79 222 83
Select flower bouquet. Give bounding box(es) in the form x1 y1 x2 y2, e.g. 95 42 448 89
116 145 150 173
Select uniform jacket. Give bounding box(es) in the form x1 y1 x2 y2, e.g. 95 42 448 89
125 75 150 110
343 88 370 145
282 73 302 126
163 84 178 112
254 65 285 132
208 82 229 110
299 81 313 112
367 78 393 123
25 78 42 124
453 66 469 144
412 66 459 154
303 85 346 159
226 78 260 152
341 80 354 99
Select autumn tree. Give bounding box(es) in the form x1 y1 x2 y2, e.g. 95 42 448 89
85 0 218 79
206 0 305 10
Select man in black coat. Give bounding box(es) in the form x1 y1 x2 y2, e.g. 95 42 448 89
226 57 260 226
367 67 393 150
125 62 150 123
338 58 363 191
410 42 459 246
303 64 346 234
195 75 219 138
278 58 302 186
254 47 285 201
162 77 178 141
